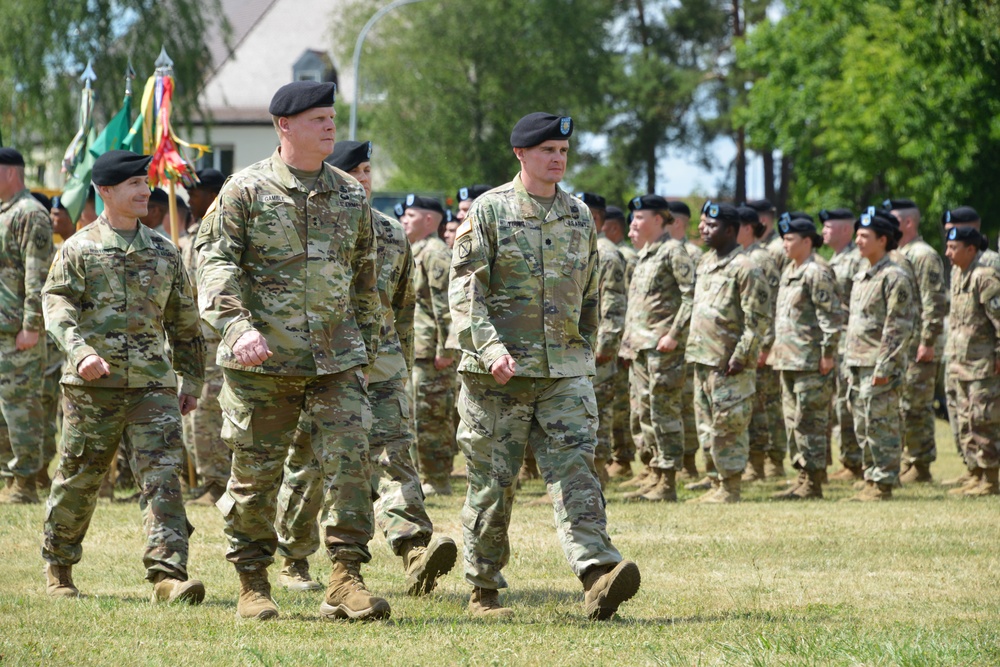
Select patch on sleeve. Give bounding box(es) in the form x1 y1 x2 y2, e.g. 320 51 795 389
33 228 49 250
457 235 473 259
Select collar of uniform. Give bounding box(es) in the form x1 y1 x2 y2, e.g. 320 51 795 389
955 252 982 290
0 187 30 213
270 148 336 194
705 245 742 272
864 253 892 278
411 235 431 256
639 231 672 259
95 215 157 254
512 173 572 224
836 241 856 256
786 253 815 281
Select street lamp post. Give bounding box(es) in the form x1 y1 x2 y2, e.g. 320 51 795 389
349 0 427 140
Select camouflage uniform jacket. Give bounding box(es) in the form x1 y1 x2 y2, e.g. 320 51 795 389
449 175 599 378
0 188 54 334
899 236 948 350
195 149 380 375
844 254 914 377
619 233 695 359
829 242 864 354
946 252 1000 382
684 238 704 270
685 246 770 369
745 242 780 349
371 208 415 384
617 240 638 288
595 236 627 360
179 219 221 344
764 232 789 274
412 234 452 360
768 254 842 371
42 216 205 395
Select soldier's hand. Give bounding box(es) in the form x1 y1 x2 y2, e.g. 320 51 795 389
596 353 613 365
656 334 678 353
434 355 454 370
178 393 198 416
757 349 769 369
819 357 835 376
78 354 111 381
490 354 517 385
233 330 273 366
872 375 889 386
725 358 745 376
15 329 39 351
916 345 935 363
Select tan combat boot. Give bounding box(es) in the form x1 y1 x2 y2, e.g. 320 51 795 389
741 451 766 483
829 465 863 482
698 474 741 504
45 563 80 598
677 453 699 482
940 469 973 487
686 476 721 501
401 536 458 596
237 569 279 620
638 469 677 502
320 558 390 621
900 462 933 484
278 557 322 592
619 466 651 489
582 560 641 621
421 479 452 497
773 469 823 500
623 468 661 500
468 586 514 619
843 480 892 502
187 482 226 507
606 459 633 480
151 572 206 605
518 457 540 482
0 474 39 504
764 455 786 479
948 468 983 495
594 457 610 490
964 468 999 496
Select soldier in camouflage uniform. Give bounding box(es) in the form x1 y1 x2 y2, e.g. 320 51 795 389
943 226 1000 495
685 202 769 504
618 195 694 502
0 149 54 503
450 112 640 620
41 150 207 603
273 141 457 596
195 82 384 621
403 194 457 496
843 208 914 501
884 199 948 484
602 206 639 479
768 216 842 499
820 208 865 480
177 168 230 506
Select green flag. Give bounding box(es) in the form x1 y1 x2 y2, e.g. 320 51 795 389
61 94 132 221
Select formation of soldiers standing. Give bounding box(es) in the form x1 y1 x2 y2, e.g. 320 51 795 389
0 79 997 624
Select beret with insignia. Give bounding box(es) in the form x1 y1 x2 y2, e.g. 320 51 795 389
91 150 152 186
268 81 336 117
444 209 455 223
457 184 492 202
393 202 405 218
510 112 573 148
667 200 691 218
628 194 670 212
404 194 444 215
0 147 25 166
855 206 900 238
778 212 824 248
737 205 760 225
942 206 980 225
191 168 227 190
946 225 988 250
819 207 853 222
882 197 919 212
326 140 372 172
575 192 606 210
745 198 775 214
702 201 740 226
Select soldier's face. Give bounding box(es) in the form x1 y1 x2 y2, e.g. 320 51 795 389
50 206 75 240
457 199 473 222
855 228 886 261
402 207 439 243
945 240 977 271
347 161 373 199
630 210 665 248
516 140 569 185
701 216 732 250
822 219 850 248
782 232 811 263
443 221 459 248
283 106 336 157
99 176 150 219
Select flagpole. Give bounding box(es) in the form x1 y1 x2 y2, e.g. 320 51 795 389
152 49 182 247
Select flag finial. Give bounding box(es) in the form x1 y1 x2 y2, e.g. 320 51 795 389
155 46 174 70
80 59 97 88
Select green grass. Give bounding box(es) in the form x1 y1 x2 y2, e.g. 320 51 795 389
1 419 997 666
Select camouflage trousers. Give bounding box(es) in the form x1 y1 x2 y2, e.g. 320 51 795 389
833 358 861 467
43 386 193 581
181 346 230 487
691 364 755 477
611 360 636 464
217 368 373 571
682 365 699 458
779 370 833 472
900 358 939 465
275 377 433 559
847 366 902 485
40 340 63 467
949 374 1000 471
0 333 46 478
411 359 457 485
628 349 685 470
457 372 621 589
750 366 787 459
593 358 617 462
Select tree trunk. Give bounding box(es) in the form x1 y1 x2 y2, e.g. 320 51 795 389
762 149 775 203
778 153 791 212
735 127 746 203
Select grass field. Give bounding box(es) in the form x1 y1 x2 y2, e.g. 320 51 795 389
1 419 997 666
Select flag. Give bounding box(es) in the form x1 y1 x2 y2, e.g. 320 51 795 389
61 94 132 221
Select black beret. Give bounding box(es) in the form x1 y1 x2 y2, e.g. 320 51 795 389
510 112 573 148
192 168 227 190
882 198 918 211
404 193 444 215
703 201 740 225
457 185 492 202
443 209 455 223
737 205 760 225
393 202 405 218
575 192 606 209
787 211 814 223
628 194 670 212
0 147 24 166
31 191 52 211
946 225 987 250
667 201 691 217
778 212 824 248
605 205 625 221
326 140 372 172
855 206 900 237
745 198 775 213
819 207 854 222
942 206 980 225
268 81 336 117
148 187 169 205
91 150 151 186
175 194 189 210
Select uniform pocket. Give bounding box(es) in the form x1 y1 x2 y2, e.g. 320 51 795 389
60 421 91 459
457 384 495 437
218 382 254 447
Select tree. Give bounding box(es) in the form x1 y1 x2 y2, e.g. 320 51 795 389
0 1 224 159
